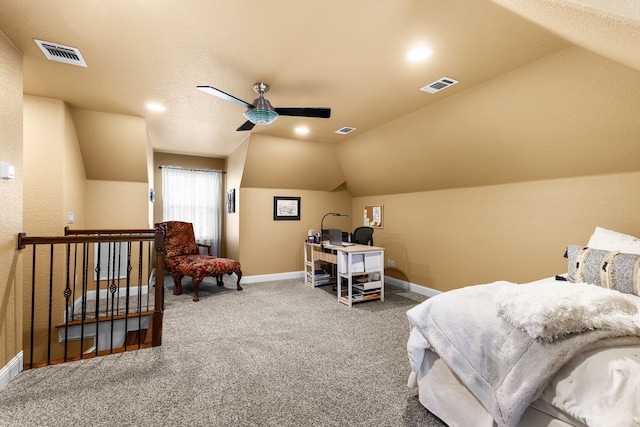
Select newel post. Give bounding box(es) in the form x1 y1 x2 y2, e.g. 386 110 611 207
152 223 167 347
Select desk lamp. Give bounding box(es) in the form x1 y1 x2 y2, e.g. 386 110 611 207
320 212 348 249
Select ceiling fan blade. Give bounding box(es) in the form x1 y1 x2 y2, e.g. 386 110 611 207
197 85 253 109
236 120 255 131
274 107 331 118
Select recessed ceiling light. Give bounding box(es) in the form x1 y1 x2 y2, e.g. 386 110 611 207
295 126 309 135
146 103 165 112
406 46 432 62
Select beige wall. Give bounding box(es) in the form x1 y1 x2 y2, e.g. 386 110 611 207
63 104 88 230
0 31 23 377
71 109 148 183
353 172 640 292
23 96 66 234
239 188 351 276
23 95 87 230
225 137 249 261
86 180 150 229
242 134 345 191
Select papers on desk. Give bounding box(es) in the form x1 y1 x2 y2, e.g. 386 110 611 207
364 253 381 271
338 252 364 273
338 252 383 273
352 254 365 273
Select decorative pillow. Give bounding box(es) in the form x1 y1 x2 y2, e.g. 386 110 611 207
587 227 640 255
565 245 640 296
496 281 640 342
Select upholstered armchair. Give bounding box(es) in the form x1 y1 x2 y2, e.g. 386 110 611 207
157 221 242 301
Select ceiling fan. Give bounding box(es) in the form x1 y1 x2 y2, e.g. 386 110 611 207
197 82 331 131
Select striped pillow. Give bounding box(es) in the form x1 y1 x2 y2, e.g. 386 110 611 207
565 245 640 296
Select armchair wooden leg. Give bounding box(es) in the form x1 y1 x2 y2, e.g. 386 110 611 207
236 271 243 291
171 272 184 296
192 277 203 302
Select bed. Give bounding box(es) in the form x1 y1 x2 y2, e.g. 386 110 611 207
406 227 640 427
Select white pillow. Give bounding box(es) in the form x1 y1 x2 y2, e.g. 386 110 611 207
587 227 640 255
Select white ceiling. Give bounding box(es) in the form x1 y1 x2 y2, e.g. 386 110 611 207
0 0 630 159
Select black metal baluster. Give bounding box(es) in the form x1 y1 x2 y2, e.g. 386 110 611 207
63 243 72 363
29 246 37 369
80 243 88 360
47 244 54 366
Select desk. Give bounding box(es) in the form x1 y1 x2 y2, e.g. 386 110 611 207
304 242 385 307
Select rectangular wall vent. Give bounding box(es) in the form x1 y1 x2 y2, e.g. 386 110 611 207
335 126 356 135
34 39 87 67
420 77 458 94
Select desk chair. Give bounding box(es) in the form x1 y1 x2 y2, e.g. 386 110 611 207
352 226 374 246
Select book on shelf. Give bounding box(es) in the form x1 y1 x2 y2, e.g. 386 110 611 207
307 269 330 279
353 286 380 294
339 292 381 303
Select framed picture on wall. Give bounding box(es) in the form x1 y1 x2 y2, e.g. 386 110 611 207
273 196 300 221
227 189 235 213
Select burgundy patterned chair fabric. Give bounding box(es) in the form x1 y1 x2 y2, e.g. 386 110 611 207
157 221 242 301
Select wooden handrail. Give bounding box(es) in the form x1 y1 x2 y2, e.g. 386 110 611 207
64 226 155 235
17 232 155 249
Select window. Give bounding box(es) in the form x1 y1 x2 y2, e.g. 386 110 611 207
161 166 223 256
94 241 129 281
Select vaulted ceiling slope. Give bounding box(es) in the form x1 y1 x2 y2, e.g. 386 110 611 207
490 0 640 72
1 1 640 194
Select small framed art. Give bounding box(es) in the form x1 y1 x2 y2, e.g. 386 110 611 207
273 196 300 221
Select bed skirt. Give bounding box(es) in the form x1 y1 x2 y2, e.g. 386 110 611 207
410 349 587 427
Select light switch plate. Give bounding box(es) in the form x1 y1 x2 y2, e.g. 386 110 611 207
0 162 15 179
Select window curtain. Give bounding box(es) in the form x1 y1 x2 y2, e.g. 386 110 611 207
161 166 222 256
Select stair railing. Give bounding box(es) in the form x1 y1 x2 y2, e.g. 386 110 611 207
16 225 166 369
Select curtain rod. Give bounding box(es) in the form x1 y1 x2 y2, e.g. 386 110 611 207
159 165 225 174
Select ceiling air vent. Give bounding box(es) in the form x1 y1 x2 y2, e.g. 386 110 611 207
34 39 87 67
335 126 356 135
420 77 458 94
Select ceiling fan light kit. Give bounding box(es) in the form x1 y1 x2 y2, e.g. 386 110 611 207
197 82 331 131
244 108 278 125
244 83 279 125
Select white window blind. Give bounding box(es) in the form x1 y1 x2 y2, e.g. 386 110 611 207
161 166 222 256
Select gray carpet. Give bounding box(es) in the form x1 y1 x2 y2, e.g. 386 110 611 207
0 276 447 427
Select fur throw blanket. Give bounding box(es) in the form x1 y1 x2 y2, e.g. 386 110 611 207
496 281 640 341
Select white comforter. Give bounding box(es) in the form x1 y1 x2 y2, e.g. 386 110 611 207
406 279 640 427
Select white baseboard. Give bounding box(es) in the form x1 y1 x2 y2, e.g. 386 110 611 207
384 276 441 298
241 271 304 284
242 270 441 298
0 351 23 391
86 284 150 300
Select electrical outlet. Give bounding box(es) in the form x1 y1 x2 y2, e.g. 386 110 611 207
386 259 395 268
